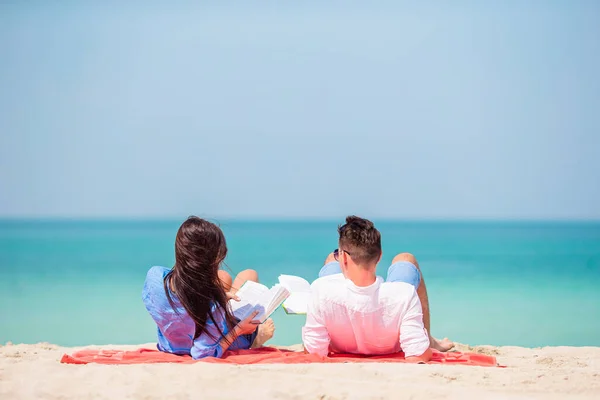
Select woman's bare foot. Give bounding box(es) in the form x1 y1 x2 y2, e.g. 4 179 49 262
251 318 275 348
430 336 455 352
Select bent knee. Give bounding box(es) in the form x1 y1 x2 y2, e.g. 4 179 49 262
238 268 259 281
324 252 336 265
392 252 419 267
217 270 233 290
218 269 232 278
218 269 233 282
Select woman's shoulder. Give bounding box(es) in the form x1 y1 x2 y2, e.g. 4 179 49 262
146 265 170 281
142 266 171 306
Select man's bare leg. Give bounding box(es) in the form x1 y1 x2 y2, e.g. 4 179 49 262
324 252 336 265
226 269 275 348
392 253 454 352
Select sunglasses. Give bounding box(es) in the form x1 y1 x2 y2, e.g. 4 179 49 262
333 248 351 261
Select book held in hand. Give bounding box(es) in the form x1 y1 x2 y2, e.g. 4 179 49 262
228 274 312 322
228 281 290 323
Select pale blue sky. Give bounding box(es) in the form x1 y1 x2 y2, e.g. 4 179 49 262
1 1 599 219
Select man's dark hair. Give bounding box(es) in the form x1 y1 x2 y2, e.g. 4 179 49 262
338 215 381 265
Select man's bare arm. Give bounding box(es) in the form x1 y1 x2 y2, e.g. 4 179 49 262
405 347 432 363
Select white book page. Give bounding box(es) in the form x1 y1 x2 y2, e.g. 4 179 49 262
264 285 290 319
252 285 277 322
278 275 311 315
229 281 270 321
282 292 310 314
278 275 311 293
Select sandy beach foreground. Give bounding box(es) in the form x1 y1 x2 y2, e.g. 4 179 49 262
1 342 599 399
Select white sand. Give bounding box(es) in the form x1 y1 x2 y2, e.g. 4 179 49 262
1 342 599 399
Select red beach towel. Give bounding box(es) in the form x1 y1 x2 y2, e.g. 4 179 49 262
60 346 497 367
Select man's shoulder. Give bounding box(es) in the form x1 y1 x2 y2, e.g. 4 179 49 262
379 281 419 302
311 273 345 291
311 273 346 287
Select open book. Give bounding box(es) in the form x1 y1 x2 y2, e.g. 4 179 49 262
279 274 311 315
229 281 290 323
228 275 312 322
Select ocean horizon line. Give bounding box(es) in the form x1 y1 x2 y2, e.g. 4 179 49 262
1 216 599 225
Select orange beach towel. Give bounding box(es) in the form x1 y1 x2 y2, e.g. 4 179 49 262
60 346 498 367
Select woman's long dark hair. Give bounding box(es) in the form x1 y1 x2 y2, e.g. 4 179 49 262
164 216 237 341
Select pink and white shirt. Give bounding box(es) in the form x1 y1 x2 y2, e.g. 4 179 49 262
302 274 430 357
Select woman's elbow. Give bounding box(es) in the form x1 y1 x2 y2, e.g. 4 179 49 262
191 347 222 360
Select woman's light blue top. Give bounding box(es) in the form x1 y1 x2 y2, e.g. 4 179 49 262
142 266 252 359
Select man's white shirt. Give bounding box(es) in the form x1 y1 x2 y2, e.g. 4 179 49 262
302 273 430 357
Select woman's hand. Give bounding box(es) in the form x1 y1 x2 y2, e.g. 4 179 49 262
219 310 260 355
226 291 240 301
235 310 261 335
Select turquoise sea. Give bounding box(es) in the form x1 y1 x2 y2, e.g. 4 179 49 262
1 219 599 348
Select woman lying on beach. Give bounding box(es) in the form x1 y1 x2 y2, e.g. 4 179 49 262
142 216 275 359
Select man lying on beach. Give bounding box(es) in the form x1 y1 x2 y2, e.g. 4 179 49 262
302 216 454 362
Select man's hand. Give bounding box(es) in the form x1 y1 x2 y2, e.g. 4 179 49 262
405 348 433 364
